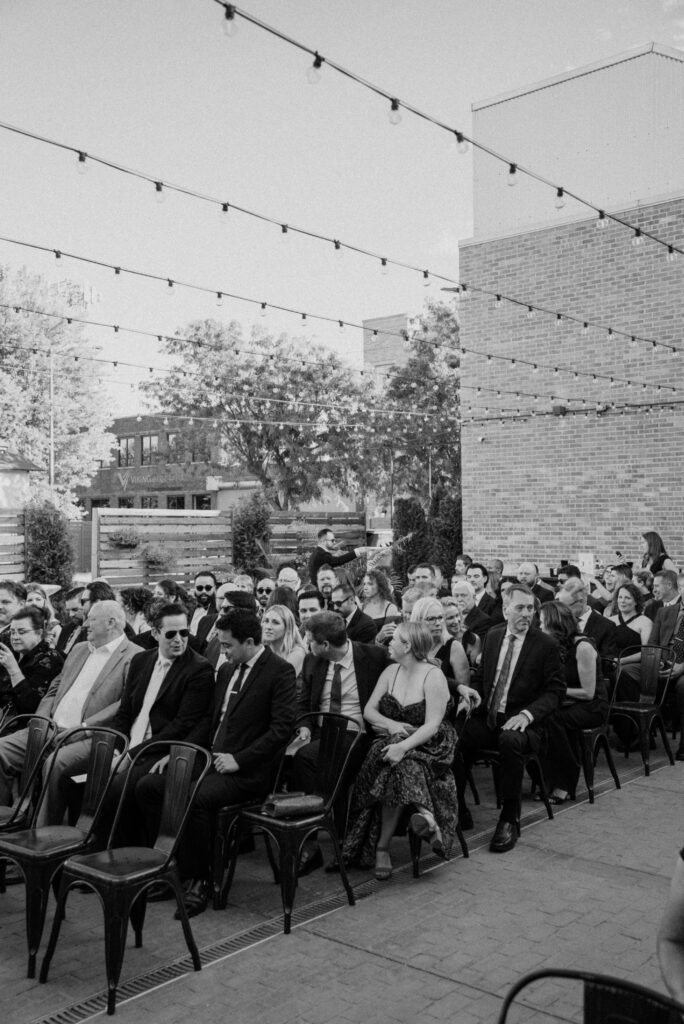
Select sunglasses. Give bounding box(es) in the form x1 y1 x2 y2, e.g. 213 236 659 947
256 586 274 595
195 585 214 593
331 598 352 609
163 628 190 639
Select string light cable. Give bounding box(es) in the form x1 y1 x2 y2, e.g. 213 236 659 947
213 2 684 260
0 118 679 356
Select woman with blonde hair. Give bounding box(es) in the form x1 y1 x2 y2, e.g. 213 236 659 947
25 583 61 648
411 597 478 708
260 604 307 689
342 621 459 879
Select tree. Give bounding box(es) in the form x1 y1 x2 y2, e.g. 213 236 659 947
392 497 429 581
0 268 117 515
141 320 377 510
426 485 462 574
379 299 461 503
25 501 74 589
232 490 272 571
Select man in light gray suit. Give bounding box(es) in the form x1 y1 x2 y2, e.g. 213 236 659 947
0 600 141 824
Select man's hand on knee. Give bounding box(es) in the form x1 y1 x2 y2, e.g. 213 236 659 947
502 713 530 732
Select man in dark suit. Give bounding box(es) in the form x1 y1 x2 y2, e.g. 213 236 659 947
307 528 369 586
293 611 389 871
136 608 296 916
455 583 565 853
452 579 493 639
331 581 378 643
102 602 213 845
557 579 617 660
648 572 682 647
466 563 502 621
517 563 555 605
55 586 85 656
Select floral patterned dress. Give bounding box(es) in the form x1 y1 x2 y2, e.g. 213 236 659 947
342 679 459 868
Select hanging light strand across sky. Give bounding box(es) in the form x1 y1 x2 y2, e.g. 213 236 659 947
214 2 684 261
0 115 681 358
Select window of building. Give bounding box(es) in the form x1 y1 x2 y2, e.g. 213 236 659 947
118 437 135 467
141 434 159 466
118 497 135 509
140 496 159 509
91 498 110 509
165 433 178 462
192 494 212 511
167 495 185 510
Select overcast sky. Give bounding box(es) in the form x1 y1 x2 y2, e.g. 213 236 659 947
0 0 682 414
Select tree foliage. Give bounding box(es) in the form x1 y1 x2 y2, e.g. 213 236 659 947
141 320 377 510
25 501 74 590
392 497 429 579
0 268 116 515
232 490 272 571
426 485 462 574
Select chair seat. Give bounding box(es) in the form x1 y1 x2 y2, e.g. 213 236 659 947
64 846 168 883
242 808 326 829
0 825 89 859
611 702 657 713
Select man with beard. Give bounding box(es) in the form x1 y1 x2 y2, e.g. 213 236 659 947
316 565 338 610
189 570 217 636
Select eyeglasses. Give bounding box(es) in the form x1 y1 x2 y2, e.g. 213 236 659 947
9 628 37 637
194 584 214 593
256 586 274 595
163 628 190 639
425 615 444 624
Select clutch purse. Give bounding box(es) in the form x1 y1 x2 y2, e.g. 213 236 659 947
261 792 325 817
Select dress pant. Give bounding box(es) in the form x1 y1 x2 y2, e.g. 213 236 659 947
0 727 31 805
135 768 265 880
541 701 606 795
290 733 370 838
34 738 92 827
674 677 684 754
455 713 543 813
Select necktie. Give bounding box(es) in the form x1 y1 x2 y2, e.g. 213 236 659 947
672 615 684 662
487 635 517 728
329 663 343 714
129 659 170 748
213 663 248 750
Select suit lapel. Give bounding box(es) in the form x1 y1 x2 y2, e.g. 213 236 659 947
58 645 90 699
88 641 128 700
226 649 268 717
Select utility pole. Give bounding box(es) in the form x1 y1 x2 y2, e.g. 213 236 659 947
49 348 55 494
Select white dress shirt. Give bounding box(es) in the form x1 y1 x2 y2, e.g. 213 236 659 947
129 656 172 747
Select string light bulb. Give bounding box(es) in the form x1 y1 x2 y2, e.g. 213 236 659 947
388 99 402 125
667 245 677 262
632 228 643 247
307 52 324 84
494 295 502 308
155 181 165 204
281 224 289 241
333 239 342 257
507 163 518 187
380 258 389 275
556 314 563 327
423 270 430 287
77 151 88 175
260 302 267 317
167 279 174 295
526 306 534 320
222 4 238 36
555 187 565 209
596 210 606 230
454 131 469 154
216 292 223 307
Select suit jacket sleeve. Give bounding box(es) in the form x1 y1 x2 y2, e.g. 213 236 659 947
233 661 297 772
297 654 316 718
351 615 379 643
137 659 214 751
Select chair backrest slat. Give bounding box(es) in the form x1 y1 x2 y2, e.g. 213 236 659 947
292 712 361 810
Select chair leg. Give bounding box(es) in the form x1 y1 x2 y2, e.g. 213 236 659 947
0 855 7 894
25 866 55 979
263 832 280 885
214 817 241 911
597 733 621 791
455 823 469 859
168 870 201 972
103 889 136 1015
637 718 651 775
278 837 300 935
490 763 502 809
531 756 554 820
129 889 148 948
324 825 355 908
654 713 675 767
39 877 72 983
579 734 596 804
466 768 480 806
408 830 421 878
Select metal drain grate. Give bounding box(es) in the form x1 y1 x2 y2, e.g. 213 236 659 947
28 883 377 1024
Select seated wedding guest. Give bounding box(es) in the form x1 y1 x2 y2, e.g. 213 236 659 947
361 569 399 628
410 597 473 699
606 583 652 661
466 563 499 618
441 598 481 669
331 580 377 643
634 568 654 600
25 584 61 648
641 530 676 576
375 587 422 646
0 606 64 727
453 555 472 579
254 576 276 613
451 579 492 640
136 608 296 917
602 563 633 619
454 584 564 852
342 622 459 880
118 586 153 636
266 585 300 621
56 586 85 656
297 588 325 632
556 579 617 661
261 604 307 691
538 601 608 804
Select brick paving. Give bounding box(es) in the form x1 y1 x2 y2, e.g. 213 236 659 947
0 750 680 1024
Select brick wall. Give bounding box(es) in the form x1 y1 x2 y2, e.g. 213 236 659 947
458 194 684 570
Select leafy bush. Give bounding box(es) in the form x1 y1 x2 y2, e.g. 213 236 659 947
427 486 462 575
232 490 272 571
25 501 74 590
392 497 429 583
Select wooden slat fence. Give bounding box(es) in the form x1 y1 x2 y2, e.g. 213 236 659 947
0 509 25 580
93 508 233 588
268 512 366 581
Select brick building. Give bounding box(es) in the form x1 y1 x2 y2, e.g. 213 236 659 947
459 43 684 571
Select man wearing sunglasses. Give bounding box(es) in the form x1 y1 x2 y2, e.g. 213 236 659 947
254 577 276 612
330 581 378 643
189 570 218 636
103 601 214 845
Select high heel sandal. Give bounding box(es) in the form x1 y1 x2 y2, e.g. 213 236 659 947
374 847 392 881
410 811 446 859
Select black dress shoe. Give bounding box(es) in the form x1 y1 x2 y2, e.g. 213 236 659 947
458 808 474 831
298 847 323 877
489 819 519 854
174 879 208 920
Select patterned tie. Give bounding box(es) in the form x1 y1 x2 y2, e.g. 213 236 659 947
329 663 343 714
487 635 517 729
672 615 684 662
213 663 248 750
